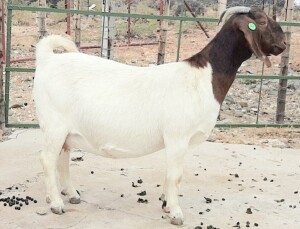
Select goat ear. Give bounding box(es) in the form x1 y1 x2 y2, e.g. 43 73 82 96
236 16 271 67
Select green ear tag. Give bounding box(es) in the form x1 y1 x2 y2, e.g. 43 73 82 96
248 22 256 31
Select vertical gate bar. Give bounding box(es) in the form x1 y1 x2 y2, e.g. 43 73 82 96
272 0 277 20
157 0 170 65
127 0 131 45
100 0 105 56
4 0 13 126
276 0 293 123
176 0 184 62
74 0 81 48
37 0 47 39
66 0 71 35
176 20 183 62
1 0 5 64
0 0 4 128
256 63 265 124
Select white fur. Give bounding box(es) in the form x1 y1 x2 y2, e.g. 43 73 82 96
33 35 220 224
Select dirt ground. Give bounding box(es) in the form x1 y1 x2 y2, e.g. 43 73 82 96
0 129 300 229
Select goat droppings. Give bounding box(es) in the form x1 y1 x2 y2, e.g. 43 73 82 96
137 198 148 204
246 208 253 214
137 191 146 196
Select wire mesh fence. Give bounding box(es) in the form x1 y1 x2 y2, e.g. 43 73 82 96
3 0 300 128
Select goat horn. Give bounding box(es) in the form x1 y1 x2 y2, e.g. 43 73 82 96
218 6 251 25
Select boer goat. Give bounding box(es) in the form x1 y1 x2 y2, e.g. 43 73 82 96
33 6 286 225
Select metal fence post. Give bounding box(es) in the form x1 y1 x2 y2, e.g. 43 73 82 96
4 0 13 126
127 0 131 45
74 0 81 48
276 0 294 123
66 0 71 35
0 0 4 129
101 0 114 59
37 0 47 39
157 0 170 65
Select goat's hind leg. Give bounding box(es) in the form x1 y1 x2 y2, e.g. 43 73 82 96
58 143 81 204
40 128 68 214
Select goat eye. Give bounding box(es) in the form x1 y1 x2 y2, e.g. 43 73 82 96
259 21 267 26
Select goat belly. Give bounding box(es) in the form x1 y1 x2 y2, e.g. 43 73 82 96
65 131 165 159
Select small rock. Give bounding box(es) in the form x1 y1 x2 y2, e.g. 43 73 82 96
234 111 243 117
239 101 248 107
36 207 47 215
10 103 23 109
225 95 235 104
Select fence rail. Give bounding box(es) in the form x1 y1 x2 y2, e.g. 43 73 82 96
4 1 300 128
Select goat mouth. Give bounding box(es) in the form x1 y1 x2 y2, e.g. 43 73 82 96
271 45 286 55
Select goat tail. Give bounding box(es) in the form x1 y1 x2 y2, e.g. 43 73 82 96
36 35 78 63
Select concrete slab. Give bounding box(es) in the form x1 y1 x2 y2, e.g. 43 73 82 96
0 129 299 229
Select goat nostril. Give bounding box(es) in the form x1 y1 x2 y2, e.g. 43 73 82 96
283 41 287 45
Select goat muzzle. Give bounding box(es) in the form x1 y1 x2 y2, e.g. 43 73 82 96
271 43 286 56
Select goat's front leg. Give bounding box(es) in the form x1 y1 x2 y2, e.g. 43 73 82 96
162 140 188 225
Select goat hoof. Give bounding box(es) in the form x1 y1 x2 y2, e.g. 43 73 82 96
69 197 81 204
170 217 183 225
50 199 65 214
51 206 64 215
61 190 68 196
168 206 183 225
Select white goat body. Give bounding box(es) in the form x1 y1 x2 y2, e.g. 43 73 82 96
33 35 220 225
34 36 220 158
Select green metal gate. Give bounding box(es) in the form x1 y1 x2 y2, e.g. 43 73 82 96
4 0 300 128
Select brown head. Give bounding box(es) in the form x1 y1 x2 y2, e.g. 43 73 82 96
219 6 286 67
186 6 286 104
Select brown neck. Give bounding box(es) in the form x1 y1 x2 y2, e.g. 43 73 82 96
185 27 252 104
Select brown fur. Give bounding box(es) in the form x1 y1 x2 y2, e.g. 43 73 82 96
185 7 286 104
